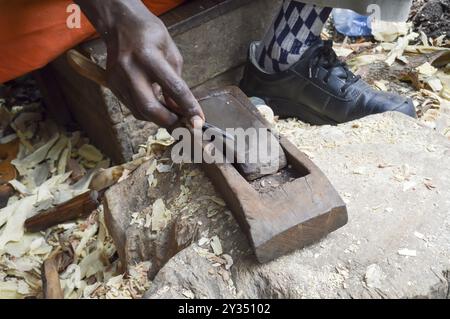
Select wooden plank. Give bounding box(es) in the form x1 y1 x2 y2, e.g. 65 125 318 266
161 0 253 36
33 67 75 128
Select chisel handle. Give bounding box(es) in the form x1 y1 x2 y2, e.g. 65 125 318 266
66 49 108 87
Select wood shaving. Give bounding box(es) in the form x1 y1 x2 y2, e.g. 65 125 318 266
77 144 103 163
222 254 234 270
371 21 411 42
210 236 223 256
150 199 172 232
0 98 119 299
414 232 425 240
398 248 417 257
416 62 438 77
11 134 59 176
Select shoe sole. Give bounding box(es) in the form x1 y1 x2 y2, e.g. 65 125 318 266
263 97 339 126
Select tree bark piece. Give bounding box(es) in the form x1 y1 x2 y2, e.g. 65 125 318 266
0 139 20 208
0 184 13 209
41 254 64 299
0 138 19 184
25 190 101 232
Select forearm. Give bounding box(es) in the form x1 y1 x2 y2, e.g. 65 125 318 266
74 0 151 37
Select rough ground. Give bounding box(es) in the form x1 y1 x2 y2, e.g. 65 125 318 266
104 112 450 299
411 0 450 39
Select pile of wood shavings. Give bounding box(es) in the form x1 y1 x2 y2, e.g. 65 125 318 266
0 93 152 299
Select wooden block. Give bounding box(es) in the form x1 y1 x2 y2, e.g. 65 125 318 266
198 87 348 263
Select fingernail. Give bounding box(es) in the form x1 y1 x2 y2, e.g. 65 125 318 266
191 115 204 129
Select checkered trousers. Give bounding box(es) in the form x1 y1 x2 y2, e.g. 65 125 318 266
257 1 332 73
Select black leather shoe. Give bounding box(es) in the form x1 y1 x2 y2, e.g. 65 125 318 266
240 40 416 125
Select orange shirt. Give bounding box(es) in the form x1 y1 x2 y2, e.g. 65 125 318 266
0 0 185 83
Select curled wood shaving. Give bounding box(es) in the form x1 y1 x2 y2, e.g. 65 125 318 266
11 134 59 176
77 144 103 163
210 236 223 256
151 199 171 232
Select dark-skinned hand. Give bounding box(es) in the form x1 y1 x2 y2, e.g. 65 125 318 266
75 0 205 129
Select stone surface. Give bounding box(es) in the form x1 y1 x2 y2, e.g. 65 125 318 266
106 112 450 299
144 245 236 299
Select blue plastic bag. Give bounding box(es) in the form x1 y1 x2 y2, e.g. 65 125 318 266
332 9 372 37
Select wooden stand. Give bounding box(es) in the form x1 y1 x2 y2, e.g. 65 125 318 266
199 87 348 263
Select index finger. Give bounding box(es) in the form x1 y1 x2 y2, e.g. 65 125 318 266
142 57 205 124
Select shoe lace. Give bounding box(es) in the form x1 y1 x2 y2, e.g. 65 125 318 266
308 40 361 94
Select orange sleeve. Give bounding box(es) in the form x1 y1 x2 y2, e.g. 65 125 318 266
0 0 185 83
